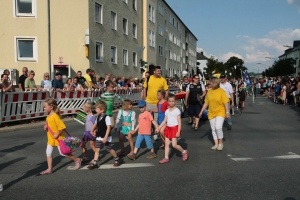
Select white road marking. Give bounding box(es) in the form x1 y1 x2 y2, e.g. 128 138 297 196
231 158 255 162
228 152 300 162
67 163 155 170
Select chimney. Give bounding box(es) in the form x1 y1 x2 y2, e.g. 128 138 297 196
293 40 300 48
201 51 203 55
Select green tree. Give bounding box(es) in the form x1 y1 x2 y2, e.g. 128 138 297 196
204 56 224 77
224 56 247 79
262 58 294 77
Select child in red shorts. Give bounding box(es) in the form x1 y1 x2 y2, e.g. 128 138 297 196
158 94 188 164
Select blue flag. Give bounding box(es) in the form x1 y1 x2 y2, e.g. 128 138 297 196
243 71 249 81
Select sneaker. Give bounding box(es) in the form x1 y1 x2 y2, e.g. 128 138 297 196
87 163 99 170
227 125 232 130
232 112 235 116
217 144 223 151
146 153 157 159
159 158 170 164
182 150 188 161
187 121 193 125
211 145 218 150
0 184 3 192
74 158 82 170
127 154 136 160
153 134 158 141
113 158 124 167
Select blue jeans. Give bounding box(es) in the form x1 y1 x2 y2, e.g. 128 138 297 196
135 134 153 149
225 102 232 126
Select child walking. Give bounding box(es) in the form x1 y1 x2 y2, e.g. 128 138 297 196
81 102 96 162
115 99 136 156
94 80 123 128
88 101 123 169
158 94 188 164
151 90 168 150
127 100 159 160
41 98 81 175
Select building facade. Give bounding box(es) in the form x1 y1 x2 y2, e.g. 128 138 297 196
278 40 300 75
0 0 197 84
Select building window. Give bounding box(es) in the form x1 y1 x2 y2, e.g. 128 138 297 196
133 52 137 67
169 14 172 24
158 3 164 15
133 0 137 10
123 49 128 65
158 24 164 36
95 41 103 62
149 29 155 47
159 46 164 56
95 3 103 24
123 18 128 35
15 37 37 61
111 11 117 30
148 4 155 23
123 0 128 4
133 23 137 38
15 0 36 17
111 46 117 64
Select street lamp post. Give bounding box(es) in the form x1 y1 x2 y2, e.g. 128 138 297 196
257 63 266 77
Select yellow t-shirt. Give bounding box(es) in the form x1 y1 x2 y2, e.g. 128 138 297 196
204 88 229 120
143 75 168 105
46 113 66 146
84 74 92 89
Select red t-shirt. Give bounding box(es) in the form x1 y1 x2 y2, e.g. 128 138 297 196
157 101 169 113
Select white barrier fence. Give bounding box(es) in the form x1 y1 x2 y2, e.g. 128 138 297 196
0 87 179 126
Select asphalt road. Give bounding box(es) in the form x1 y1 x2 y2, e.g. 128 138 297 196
0 96 300 200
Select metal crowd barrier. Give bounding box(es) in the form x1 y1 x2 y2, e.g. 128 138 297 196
0 87 179 126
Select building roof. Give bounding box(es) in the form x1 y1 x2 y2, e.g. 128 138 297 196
163 0 198 41
197 52 208 60
278 41 300 58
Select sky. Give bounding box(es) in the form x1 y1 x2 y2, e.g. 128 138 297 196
165 0 300 73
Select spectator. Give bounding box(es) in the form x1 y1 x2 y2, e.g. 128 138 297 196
104 73 112 85
24 70 37 91
84 69 99 89
116 77 122 88
120 76 126 87
72 77 84 91
52 73 64 92
112 76 117 85
76 71 89 89
40 72 52 91
64 78 74 91
0 74 15 92
90 70 99 89
3 69 11 82
97 77 106 88
140 71 150 100
18 67 28 91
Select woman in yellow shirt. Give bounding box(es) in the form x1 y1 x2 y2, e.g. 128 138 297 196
199 77 230 151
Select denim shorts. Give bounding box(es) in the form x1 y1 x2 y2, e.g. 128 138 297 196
134 134 153 149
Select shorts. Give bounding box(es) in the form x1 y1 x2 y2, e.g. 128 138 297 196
164 126 181 140
95 136 112 152
134 134 153 149
275 92 280 97
188 104 201 118
120 125 131 135
82 131 96 142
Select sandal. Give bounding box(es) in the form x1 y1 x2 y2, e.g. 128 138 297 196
194 127 198 131
191 123 195 129
40 169 53 175
158 145 165 150
117 151 126 156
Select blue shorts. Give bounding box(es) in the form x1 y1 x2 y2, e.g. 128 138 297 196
188 104 201 118
134 134 153 149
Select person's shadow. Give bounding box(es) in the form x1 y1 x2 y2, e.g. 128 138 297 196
0 142 35 159
200 130 215 144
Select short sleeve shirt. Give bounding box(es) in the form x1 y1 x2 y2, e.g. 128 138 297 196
77 77 86 88
165 107 181 127
220 82 234 98
138 111 153 135
18 75 27 91
143 75 168 105
84 74 92 88
205 88 229 119
46 113 66 146
52 78 64 90
24 78 36 89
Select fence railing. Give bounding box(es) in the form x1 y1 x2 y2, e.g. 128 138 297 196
0 87 179 126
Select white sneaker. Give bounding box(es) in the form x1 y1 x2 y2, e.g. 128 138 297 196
153 135 158 141
211 145 218 150
232 112 235 116
217 144 223 151
0 184 3 192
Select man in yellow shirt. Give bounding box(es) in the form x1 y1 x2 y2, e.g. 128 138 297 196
142 66 168 121
84 69 99 89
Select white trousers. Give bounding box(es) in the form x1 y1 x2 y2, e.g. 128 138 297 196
46 144 65 157
209 116 225 140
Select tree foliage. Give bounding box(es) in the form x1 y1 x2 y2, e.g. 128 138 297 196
204 56 247 79
262 58 295 77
